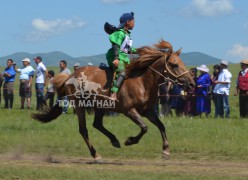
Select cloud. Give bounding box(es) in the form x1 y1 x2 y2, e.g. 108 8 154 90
26 17 86 42
227 44 248 61
101 0 131 3
183 0 234 17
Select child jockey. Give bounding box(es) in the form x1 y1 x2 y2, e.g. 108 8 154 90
106 12 136 101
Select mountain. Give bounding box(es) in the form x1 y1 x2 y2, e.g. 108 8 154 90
71 54 107 67
0 51 74 67
180 52 221 66
0 51 221 67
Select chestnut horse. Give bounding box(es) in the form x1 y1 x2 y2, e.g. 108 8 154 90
32 40 195 162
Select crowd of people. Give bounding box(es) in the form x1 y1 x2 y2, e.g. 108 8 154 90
0 57 248 118
0 57 77 114
157 60 248 119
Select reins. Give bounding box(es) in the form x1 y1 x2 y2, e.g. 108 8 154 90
164 60 189 79
149 53 189 86
149 66 182 85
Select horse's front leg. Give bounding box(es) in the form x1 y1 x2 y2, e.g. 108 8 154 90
124 108 147 146
75 106 102 162
145 111 170 157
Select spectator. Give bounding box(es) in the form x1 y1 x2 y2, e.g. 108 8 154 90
234 59 248 118
0 73 3 106
33 56 48 110
14 58 34 109
169 82 185 117
158 81 171 117
74 63 80 72
211 64 221 118
43 70 55 108
2 59 16 109
195 65 211 118
59 60 71 113
184 68 197 117
213 60 232 118
60 60 71 75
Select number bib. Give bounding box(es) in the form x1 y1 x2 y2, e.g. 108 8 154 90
120 35 133 53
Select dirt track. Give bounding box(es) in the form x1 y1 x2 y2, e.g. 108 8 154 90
1 153 248 178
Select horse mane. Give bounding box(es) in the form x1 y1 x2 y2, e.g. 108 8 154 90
154 40 173 53
125 40 173 77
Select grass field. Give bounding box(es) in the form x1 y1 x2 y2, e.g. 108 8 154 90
1 64 248 179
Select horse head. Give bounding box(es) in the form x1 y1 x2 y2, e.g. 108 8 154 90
164 49 195 90
155 40 195 90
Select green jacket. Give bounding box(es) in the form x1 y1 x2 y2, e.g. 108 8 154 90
106 29 136 68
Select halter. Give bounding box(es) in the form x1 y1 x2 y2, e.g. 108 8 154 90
149 53 189 86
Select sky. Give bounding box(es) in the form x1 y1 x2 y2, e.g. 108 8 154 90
1 0 248 63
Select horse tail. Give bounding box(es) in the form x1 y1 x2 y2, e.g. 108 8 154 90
32 103 63 123
32 73 70 123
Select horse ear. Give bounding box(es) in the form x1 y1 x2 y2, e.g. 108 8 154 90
175 47 182 56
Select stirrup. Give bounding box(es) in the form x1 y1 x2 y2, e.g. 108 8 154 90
109 93 118 101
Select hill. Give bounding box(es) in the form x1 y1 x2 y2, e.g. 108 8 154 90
180 52 221 66
0 51 74 67
0 51 221 67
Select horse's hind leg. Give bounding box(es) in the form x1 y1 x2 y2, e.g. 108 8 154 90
145 111 170 156
93 109 121 148
124 108 147 146
75 106 101 162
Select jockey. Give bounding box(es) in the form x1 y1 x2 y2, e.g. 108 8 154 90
106 12 136 101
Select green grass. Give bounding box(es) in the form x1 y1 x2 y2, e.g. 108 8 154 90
0 164 238 180
1 112 248 160
1 113 248 179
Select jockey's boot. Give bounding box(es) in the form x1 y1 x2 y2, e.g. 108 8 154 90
110 71 126 101
116 71 126 88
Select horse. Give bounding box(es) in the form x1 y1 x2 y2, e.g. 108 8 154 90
32 40 195 162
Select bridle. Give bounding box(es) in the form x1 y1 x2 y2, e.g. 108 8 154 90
149 53 189 86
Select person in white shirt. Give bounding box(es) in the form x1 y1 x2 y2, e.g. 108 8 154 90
14 58 35 109
33 56 48 110
213 60 232 118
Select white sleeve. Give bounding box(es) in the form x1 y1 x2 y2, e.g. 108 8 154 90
41 64 47 71
225 72 232 83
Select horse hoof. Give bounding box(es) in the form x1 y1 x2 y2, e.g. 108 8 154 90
111 140 121 148
93 156 103 164
162 151 170 159
124 137 138 146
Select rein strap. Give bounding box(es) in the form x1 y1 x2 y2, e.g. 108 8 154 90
148 66 183 85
